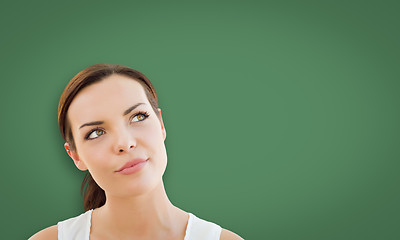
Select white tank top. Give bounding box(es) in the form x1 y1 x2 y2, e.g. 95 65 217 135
57 210 222 240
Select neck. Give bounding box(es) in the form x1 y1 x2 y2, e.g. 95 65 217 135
92 181 188 238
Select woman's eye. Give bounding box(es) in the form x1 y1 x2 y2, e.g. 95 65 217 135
87 129 105 140
131 112 149 123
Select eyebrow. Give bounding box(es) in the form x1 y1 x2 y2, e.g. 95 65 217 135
123 103 145 116
79 103 145 129
79 121 104 129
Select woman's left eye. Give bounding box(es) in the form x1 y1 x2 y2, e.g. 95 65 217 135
131 112 149 123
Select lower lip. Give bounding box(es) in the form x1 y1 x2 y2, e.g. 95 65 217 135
118 160 148 175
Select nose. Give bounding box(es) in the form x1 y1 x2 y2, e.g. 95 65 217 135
113 127 136 154
117 144 135 153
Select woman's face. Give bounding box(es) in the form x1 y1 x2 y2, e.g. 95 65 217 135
66 74 167 198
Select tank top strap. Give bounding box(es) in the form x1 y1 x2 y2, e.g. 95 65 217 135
57 209 93 240
184 213 222 240
57 210 221 240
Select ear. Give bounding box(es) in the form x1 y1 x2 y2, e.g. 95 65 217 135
64 142 88 171
157 108 166 140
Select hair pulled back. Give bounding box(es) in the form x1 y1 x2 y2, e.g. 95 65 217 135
58 63 159 211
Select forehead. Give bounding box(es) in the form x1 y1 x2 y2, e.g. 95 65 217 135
67 74 149 126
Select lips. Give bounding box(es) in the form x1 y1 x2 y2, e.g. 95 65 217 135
116 158 148 173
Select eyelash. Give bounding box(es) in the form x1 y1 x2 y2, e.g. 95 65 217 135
84 111 150 140
130 111 150 123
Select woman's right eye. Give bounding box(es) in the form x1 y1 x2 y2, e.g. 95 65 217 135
86 129 105 140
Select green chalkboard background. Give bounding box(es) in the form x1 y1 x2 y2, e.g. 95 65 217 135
1 1 399 239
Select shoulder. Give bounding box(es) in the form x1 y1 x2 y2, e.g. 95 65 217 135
220 228 244 240
28 225 58 240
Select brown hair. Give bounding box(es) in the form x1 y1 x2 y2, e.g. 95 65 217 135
58 63 160 211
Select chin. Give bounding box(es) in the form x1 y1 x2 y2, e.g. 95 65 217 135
114 173 164 198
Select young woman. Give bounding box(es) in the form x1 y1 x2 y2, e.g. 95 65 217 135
29 63 243 240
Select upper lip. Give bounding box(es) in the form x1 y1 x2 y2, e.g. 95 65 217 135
116 158 148 172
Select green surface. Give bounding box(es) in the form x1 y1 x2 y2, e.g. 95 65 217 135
1 1 399 239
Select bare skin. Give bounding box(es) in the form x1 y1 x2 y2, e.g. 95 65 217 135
89 182 188 240
29 74 243 240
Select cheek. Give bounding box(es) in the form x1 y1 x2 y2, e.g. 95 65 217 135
78 141 111 172
139 121 166 152
78 143 114 190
